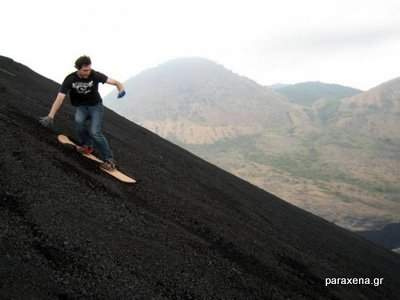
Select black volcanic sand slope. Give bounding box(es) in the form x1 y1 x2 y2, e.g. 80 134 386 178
1 55 400 300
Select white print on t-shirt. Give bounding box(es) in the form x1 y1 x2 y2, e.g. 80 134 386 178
72 80 94 94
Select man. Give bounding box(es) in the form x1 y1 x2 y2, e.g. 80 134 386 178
39 55 126 171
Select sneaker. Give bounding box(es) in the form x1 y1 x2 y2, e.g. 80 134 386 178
76 145 94 155
100 159 117 171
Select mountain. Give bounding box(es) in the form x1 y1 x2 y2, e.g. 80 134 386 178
272 81 362 107
105 57 317 144
104 58 400 231
323 77 400 141
308 79 400 228
1 55 400 299
358 223 400 252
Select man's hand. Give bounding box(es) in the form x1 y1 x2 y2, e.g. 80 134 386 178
39 116 54 127
117 90 126 98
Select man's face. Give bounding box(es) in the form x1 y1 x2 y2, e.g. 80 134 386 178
78 64 92 78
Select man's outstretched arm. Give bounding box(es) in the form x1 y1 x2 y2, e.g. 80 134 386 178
106 78 126 98
48 92 66 118
39 92 66 127
106 78 124 92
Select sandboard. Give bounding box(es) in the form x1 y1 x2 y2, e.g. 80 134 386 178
57 134 136 184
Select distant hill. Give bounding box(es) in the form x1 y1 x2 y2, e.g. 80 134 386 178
358 223 400 252
105 57 316 144
272 81 362 107
324 77 400 141
2 54 400 299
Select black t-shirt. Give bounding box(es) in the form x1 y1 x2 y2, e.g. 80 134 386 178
59 69 108 106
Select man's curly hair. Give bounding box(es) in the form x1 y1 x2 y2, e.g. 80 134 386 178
75 55 92 70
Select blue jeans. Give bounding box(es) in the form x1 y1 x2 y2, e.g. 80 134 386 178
74 102 113 161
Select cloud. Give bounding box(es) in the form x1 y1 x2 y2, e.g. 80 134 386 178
253 24 400 56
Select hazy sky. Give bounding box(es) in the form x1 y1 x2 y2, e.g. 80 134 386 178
2 0 400 96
